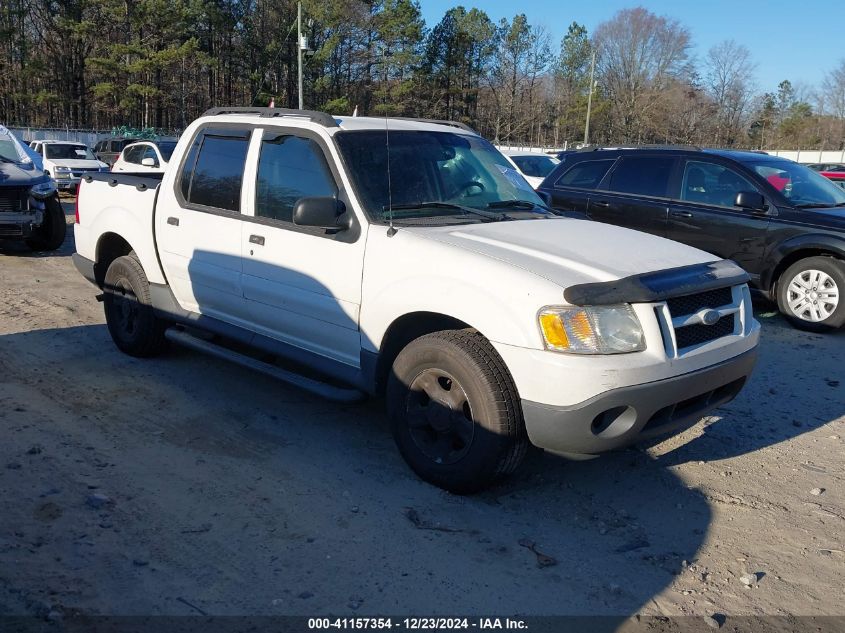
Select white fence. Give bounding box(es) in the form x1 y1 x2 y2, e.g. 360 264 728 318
767 149 845 164
8 127 115 147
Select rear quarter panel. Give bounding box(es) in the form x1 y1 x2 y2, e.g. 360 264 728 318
75 177 166 284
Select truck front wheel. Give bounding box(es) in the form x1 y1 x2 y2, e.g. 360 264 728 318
103 255 167 357
25 195 67 252
386 329 528 493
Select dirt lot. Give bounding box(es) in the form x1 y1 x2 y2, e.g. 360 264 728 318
1 202 843 623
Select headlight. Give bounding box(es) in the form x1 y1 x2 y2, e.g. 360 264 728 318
538 305 645 354
54 166 71 173
30 179 57 199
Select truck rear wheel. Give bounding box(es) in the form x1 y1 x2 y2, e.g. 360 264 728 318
103 255 167 357
777 256 845 332
25 195 66 252
386 329 528 494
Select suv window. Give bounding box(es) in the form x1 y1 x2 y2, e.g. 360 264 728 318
555 159 615 190
681 160 757 208
180 129 250 212
123 146 141 164
256 134 337 223
606 156 674 198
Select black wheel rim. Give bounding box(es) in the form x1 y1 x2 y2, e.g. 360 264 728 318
112 279 139 337
405 369 475 465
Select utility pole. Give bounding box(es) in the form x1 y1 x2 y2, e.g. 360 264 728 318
583 50 596 146
297 1 303 110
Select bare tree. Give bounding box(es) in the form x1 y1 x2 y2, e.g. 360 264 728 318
593 7 691 143
705 40 756 146
822 59 845 119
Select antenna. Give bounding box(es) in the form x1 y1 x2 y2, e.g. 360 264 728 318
385 114 397 237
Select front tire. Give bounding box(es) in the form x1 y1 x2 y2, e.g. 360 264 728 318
25 195 66 252
386 329 528 494
777 256 845 331
103 255 167 357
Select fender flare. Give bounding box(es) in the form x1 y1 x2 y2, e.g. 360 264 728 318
762 234 845 291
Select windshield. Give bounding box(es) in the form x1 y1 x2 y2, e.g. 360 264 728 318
335 130 546 223
511 155 559 178
0 138 19 162
744 159 845 207
45 144 96 160
157 141 178 161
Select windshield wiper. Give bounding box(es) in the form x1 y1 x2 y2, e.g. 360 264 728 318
486 199 555 214
794 202 835 208
382 201 507 221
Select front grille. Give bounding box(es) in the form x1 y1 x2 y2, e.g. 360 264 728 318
666 286 733 315
71 167 99 177
0 187 29 212
0 224 24 236
675 315 735 348
662 285 740 352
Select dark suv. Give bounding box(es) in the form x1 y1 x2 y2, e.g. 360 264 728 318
538 147 845 331
93 137 135 167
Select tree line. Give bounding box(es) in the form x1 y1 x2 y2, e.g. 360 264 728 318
2 1 844 150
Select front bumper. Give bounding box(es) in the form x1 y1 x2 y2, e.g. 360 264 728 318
522 347 758 455
0 211 41 240
53 174 80 190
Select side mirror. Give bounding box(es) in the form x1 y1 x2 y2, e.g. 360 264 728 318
536 190 552 206
293 197 350 230
734 191 767 212
141 157 157 167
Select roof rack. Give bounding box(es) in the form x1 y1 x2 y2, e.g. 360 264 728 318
578 144 702 152
202 107 338 128
390 117 478 134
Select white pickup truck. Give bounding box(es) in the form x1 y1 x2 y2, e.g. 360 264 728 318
73 107 760 492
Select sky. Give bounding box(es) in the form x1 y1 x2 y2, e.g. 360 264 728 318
418 0 840 95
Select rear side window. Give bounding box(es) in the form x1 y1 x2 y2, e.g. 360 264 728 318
256 134 336 223
607 157 675 198
555 159 615 190
179 129 250 212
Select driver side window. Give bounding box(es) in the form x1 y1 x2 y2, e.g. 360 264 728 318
681 160 757 209
255 134 337 223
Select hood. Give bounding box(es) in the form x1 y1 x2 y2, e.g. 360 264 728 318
796 206 845 231
0 161 45 187
522 175 544 189
408 217 718 288
46 158 104 168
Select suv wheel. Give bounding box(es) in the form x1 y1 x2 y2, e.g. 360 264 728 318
25 195 66 252
386 329 528 494
103 255 168 357
777 256 844 331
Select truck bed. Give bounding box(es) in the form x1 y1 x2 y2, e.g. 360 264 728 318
74 171 167 284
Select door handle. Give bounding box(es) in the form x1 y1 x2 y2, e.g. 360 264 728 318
249 234 265 246
670 211 693 219
592 200 611 208
167 216 179 226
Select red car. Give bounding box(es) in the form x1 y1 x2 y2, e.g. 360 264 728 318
808 163 845 189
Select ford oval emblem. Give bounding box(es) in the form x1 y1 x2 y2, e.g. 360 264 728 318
700 309 720 326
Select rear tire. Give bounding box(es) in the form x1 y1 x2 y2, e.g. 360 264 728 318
25 195 66 252
777 256 845 332
103 255 168 357
386 329 528 494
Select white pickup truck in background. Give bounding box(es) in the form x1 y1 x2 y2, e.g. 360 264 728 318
73 107 760 492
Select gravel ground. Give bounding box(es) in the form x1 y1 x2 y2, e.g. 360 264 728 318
1 201 843 622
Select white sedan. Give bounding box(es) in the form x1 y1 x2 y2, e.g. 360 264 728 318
112 140 178 173
500 150 560 189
